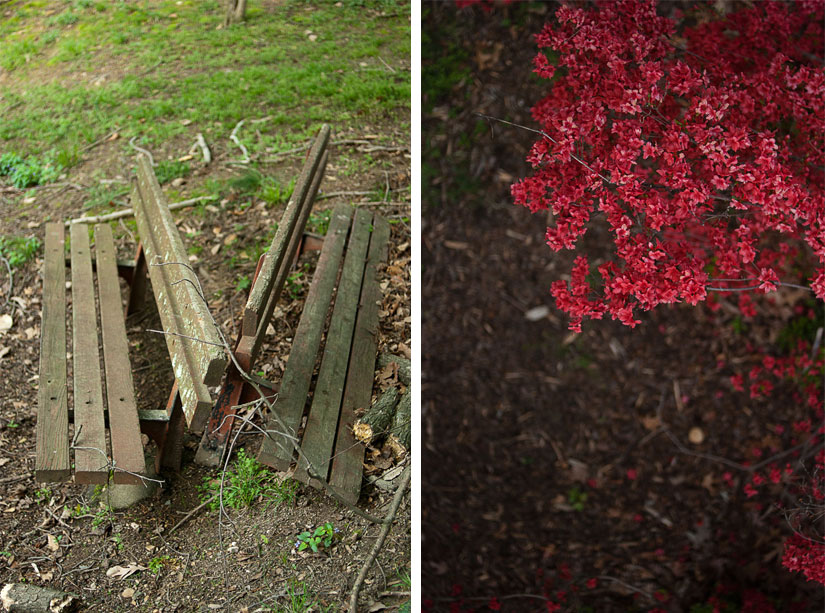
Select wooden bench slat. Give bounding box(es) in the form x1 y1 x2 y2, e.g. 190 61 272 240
243 124 330 338
294 208 374 486
36 223 70 482
247 150 330 363
135 155 227 387
329 215 391 502
70 225 108 484
131 179 215 432
94 224 147 485
257 204 353 470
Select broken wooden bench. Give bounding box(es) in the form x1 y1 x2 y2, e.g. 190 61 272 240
255 203 391 505
193 123 332 467
35 155 227 484
36 222 154 484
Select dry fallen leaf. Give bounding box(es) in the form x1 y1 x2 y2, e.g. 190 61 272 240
47 534 60 552
0 314 12 334
106 563 146 580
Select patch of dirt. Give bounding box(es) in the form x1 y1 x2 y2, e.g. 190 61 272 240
0 96 410 613
422 4 819 611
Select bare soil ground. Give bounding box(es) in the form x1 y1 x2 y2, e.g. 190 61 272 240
0 120 411 612
422 4 820 612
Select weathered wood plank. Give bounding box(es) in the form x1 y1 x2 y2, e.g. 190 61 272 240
135 155 226 386
35 223 70 482
330 215 390 502
294 208 373 486
131 180 214 432
243 124 330 338
249 150 329 362
70 224 108 484
94 224 147 485
257 204 353 470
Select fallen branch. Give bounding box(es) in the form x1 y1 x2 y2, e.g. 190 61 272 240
168 496 215 535
65 196 217 226
0 583 80 612
0 255 11 311
348 465 411 613
195 133 212 164
229 120 250 163
80 128 120 154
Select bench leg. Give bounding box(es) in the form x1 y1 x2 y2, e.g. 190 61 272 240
126 243 148 316
157 386 185 472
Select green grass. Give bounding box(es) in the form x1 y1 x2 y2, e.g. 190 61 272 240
200 448 299 511
0 1 410 157
0 235 42 267
264 579 335 613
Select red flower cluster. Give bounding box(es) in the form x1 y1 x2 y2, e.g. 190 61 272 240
512 0 825 332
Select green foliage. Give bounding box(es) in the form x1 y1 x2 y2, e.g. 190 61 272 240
567 486 588 512
236 275 251 293
260 176 295 208
285 270 305 299
307 209 332 235
34 487 53 504
295 522 339 553
148 555 170 574
0 235 42 268
0 153 61 188
154 159 190 185
777 298 824 353
0 2 409 154
265 578 334 613
199 448 298 511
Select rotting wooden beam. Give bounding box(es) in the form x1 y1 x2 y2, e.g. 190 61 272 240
243 124 330 338
131 175 214 432
70 224 108 484
257 204 353 471
330 214 391 503
94 224 147 485
35 223 70 483
293 208 373 486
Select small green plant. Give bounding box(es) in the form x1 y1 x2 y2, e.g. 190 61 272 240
148 555 170 574
266 578 332 613
236 275 251 293
34 487 52 504
154 159 190 185
199 448 298 510
307 209 332 235
260 176 295 207
286 271 304 299
112 534 124 552
567 486 588 512
0 153 60 188
294 522 339 553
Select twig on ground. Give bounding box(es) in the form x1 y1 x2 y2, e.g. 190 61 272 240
0 254 12 310
195 133 212 164
377 56 396 73
348 465 410 612
65 195 216 226
229 120 250 163
80 128 121 153
168 497 215 535
129 137 155 167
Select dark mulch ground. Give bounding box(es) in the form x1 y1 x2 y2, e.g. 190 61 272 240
421 3 821 611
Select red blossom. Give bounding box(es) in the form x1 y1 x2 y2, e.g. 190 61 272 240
488 597 501 610
513 0 825 332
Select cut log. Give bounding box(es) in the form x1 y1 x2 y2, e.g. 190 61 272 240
0 583 79 613
353 387 399 445
390 390 411 450
378 353 410 387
